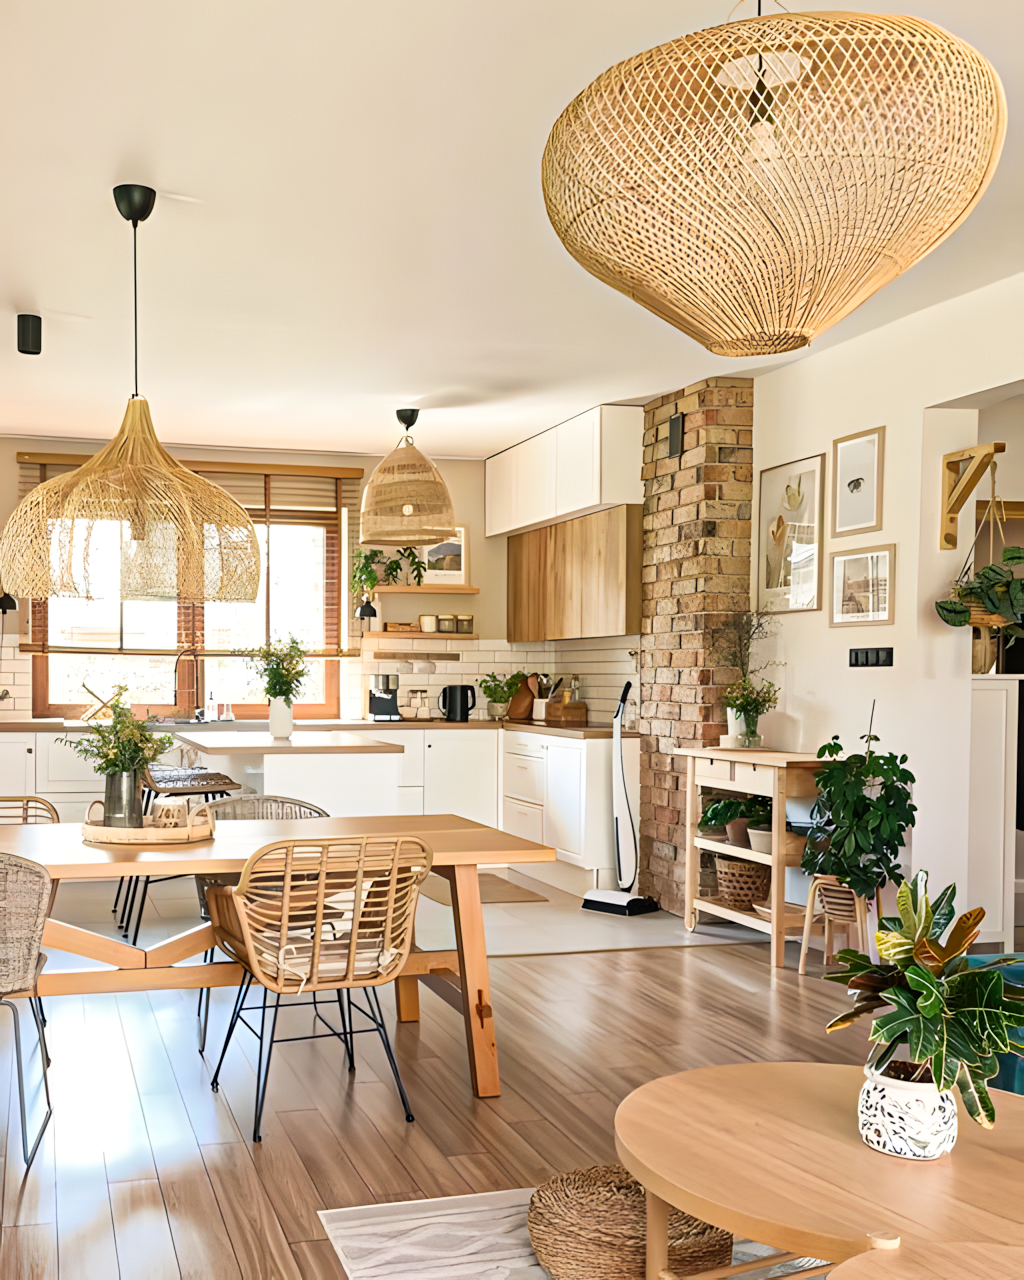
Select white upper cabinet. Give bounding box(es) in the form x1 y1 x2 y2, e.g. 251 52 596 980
485 404 643 537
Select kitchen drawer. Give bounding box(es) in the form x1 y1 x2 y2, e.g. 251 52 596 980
502 797 544 844
503 730 545 760
693 756 733 787
504 752 545 804
733 762 773 797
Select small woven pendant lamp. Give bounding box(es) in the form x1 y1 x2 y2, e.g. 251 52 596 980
542 12 1006 356
360 409 456 546
0 185 260 602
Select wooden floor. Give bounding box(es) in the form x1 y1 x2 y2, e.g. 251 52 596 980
0 942 869 1279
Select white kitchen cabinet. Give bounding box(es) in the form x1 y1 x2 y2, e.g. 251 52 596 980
485 404 643 537
35 732 102 792
424 730 498 826
968 676 1017 950
543 742 584 858
360 729 424 787
0 734 36 794
502 796 544 844
503 750 545 805
398 786 425 816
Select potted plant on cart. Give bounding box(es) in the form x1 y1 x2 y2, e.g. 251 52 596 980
723 609 779 740
722 676 778 748
62 687 173 828
478 671 526 720
239 635 309 738
825 870 1024 1159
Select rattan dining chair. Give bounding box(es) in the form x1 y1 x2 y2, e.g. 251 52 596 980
206 833 432 1141
0 797 59 824
799 874 870 975
0 853 53 1169
191 795 330 1051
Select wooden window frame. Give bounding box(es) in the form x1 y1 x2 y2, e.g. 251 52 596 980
26 466 360 720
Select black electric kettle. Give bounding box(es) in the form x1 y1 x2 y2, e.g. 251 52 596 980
438 684 476 721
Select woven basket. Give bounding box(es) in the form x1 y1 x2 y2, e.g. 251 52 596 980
528 1166 732 1280
968 604 1007 629
714 856 771 910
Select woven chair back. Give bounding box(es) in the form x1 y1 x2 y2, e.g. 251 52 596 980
215 835 432 993
0 797 60 825
195 794 329 824
814 876 860 922
0 854 51 995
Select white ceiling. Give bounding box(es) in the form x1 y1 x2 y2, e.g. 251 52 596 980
0 0 1020 459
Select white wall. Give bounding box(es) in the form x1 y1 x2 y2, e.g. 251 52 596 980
752 273 1024 896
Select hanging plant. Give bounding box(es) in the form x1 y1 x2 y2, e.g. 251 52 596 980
935 545 1024 638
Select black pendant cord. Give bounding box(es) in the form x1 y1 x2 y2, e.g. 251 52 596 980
133 220 138 396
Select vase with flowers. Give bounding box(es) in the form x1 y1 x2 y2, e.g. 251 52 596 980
239 635 309 737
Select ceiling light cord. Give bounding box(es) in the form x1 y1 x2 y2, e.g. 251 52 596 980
133 221 139 398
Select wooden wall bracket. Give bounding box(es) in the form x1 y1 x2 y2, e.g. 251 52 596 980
940 441 1005 550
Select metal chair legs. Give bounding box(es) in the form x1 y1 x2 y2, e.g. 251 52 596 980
197 949 214 1054
0 997 52 1169
362 988 414 1122
252 989 281 1143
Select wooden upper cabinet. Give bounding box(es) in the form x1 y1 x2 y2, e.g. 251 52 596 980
506 505 641 641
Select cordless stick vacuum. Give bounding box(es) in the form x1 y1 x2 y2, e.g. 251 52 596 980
582 681 659 916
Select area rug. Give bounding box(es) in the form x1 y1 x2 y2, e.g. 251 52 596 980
420 872 547 907
319 1190 831 1279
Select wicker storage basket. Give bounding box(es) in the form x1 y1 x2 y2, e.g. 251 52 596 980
528 1165 732 1280
714 856 771 910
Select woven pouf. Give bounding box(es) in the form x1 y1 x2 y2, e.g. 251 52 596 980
528 1165 732 1280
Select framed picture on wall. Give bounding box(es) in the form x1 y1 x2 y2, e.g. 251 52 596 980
758 454 824 613
421 527 467 585
832 425 885 538
830 543 895 626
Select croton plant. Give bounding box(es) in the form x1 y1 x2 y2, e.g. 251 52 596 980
826 871 1024 1127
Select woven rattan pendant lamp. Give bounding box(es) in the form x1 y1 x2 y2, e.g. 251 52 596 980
360 408 456 546
0 186 261 602
542 10 1006 356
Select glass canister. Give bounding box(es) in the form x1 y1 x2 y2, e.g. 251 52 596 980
456 615 474 634
437 614 456 633
418 614 438 633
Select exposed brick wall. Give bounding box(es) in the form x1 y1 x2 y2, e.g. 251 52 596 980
637 377 753 915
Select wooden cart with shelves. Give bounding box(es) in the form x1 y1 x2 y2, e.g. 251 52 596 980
673 747 820 967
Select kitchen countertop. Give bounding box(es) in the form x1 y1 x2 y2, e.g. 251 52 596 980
175 731 405 755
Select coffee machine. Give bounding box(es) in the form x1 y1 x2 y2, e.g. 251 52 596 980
369 674 401 721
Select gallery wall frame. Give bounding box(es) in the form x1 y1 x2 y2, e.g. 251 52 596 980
832 424 885 538
421 526 468 585
758 454 825 614
829 542 896 627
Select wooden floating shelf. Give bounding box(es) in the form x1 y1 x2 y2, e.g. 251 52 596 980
360 631 479 640
372 585 480 595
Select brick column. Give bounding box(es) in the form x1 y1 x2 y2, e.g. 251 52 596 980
637 377 753 914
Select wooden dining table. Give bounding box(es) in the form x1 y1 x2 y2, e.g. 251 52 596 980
0 813 556 1099
615 1062 1024 1279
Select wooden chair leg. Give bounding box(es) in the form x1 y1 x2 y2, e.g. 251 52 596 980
824 917 835 965
856 894 870 954
799 878 819 976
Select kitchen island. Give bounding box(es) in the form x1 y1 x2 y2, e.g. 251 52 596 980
175 730 404 816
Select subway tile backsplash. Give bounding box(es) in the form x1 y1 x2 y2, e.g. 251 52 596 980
353 635 640 727
0 633 34 718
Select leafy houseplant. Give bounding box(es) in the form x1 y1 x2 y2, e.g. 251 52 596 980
825 871 1024 1141
801 732 914 900
62 687 173 827
935 545 1024 638
239 635 309 706
352 547 427 594
479 671 526 719
701 796 770 848
722 676 778 746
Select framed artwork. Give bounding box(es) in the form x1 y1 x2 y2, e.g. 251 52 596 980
830 543 895 626
421 527 467 585
758 454 824 613
832 425 885 538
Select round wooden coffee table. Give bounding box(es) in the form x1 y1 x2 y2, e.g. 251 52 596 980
614 1062 1024 1279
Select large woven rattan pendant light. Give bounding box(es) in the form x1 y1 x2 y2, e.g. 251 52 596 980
542 12 1006 356
360 408 456 546
0 186 261 602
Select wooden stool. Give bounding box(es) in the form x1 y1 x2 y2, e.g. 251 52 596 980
799 875 869 974
831 1242 1024 1278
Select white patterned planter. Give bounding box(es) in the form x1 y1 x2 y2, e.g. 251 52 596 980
858 1067 957 1160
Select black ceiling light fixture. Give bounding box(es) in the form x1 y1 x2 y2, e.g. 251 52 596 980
112 184 157 397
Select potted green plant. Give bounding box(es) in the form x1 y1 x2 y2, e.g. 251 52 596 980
935 544 1024 634
825 871 1024 1159
722 676 778 747
478 671 526 720
801 730 914 901
239 635 309 737
62 687 173 827
352 547 427 595
701 797 770 849
723 610 780 739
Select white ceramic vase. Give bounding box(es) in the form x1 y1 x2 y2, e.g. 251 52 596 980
487 701 510 720
858 1066 957 1160
268 696 293 738
726 708 743 736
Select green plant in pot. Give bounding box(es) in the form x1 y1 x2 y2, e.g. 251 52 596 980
479 671 526 720
238 635 308 738
801 730 914 901
825 871 1024 1159
722 676 778 748
935 544 1024 636
62 687 173 828
701 797 770 849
